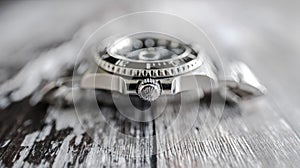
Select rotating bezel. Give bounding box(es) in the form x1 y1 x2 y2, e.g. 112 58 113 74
94 33 204 78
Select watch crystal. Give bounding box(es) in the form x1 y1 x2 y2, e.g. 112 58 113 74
95 32 203 78
107 35 186 62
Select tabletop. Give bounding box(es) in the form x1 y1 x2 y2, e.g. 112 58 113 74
0 91 300 167
1 1 300 168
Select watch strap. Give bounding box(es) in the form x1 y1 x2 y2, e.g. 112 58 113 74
218 61 266 102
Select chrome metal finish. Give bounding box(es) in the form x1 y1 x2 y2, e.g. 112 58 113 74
137 78 161 101
94 33 203 78
219 61 266 102
37 32 265 104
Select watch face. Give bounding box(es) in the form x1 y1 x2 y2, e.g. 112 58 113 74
107 34 188 62
95 32 203 78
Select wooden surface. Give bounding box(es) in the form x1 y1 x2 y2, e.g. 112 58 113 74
0 1 299 168
0 91 300 168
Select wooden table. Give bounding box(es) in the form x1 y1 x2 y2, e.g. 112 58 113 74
1 89 300 168
0 1 299 167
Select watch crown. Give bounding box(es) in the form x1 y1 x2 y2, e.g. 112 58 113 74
137 78 162 101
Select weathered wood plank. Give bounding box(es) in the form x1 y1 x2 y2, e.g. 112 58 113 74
0 98 155 168
1 93 300 167
155 97 300 167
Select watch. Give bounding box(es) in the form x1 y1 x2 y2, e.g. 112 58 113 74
33 32 265 105
80 32 265 102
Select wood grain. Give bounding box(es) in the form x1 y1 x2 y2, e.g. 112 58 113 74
0 91 300 167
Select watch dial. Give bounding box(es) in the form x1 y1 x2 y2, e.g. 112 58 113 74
96 32 202 77
107 33 188 62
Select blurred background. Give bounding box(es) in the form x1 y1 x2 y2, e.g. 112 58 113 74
0 1 299 130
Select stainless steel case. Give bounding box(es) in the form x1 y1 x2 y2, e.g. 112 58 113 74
80 32 265 102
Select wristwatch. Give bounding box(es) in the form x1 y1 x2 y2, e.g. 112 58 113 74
80 32 265 102
33 32 265 105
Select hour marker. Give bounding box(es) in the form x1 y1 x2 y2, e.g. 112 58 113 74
144 39 155 47
133 39 143 49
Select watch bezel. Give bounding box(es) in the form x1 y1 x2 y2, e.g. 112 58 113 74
93 33 205 78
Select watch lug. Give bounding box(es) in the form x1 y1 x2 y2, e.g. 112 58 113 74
81 73 126 94
172 61 218 95
219 61 266 101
